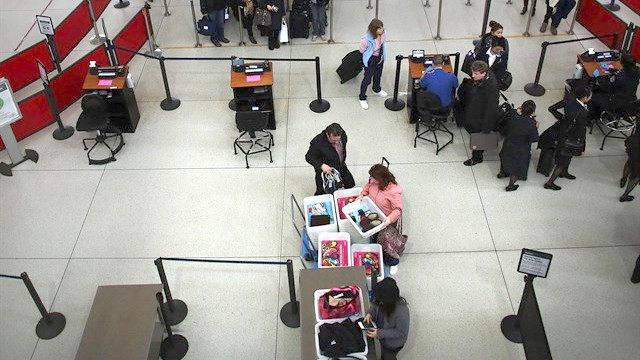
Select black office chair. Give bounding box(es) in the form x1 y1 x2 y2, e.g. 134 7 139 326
233 111 274 168
592 100 639 150
414 90 454 154
76 94 125 165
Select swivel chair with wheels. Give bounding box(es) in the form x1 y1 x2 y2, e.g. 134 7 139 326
234 111 274 168
592 100 639 150
76 94 125 165
414 90 454 155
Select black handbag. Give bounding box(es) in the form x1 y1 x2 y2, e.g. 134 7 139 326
498 70 512 91
253 7 271 27
197 16 216 36
561 113 585 156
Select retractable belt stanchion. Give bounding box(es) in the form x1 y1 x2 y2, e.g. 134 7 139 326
507 0 513 4
162 0 172 16
154 258 188 326
43 81 74 140
114 0 130 9
87 0 106 45
568 0 581 35
155 257 301 328
423 0 430 7
309 56 331 113
500 275 533 343
435 0 443 40
190 0 202 48
328 0 335 43
605 0 621 11
375 0 379 18
238 5 245 46
466 0 472 6
523 0 537 36
480 0 492 37
524 33 620 97
385 55 406 111
367 0 373 10
102 18 119 66
156 292 189 360
143 3 162 57
158 57 181 110
19 272 66 339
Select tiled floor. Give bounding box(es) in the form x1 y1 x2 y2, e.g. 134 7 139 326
1 1 639 359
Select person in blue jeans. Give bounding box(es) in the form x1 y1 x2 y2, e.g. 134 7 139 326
358 18 387 110
201 0 229 47
310 0 326 41
419 55 459 108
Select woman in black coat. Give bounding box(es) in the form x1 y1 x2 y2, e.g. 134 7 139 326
498 100 539 191
475 37 509 90
266 0 284 50
620 127 640 202
544 86 592 191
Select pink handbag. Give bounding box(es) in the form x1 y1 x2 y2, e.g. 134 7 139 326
318 286 361 320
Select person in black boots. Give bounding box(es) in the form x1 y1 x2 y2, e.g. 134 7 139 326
305 123 355 195
266 0 284 50
544 86 592 191
461 60 500 166
632 255 640 284
620 127 640 202
201 0 230 47
498 100 539 191
521 0 536 15
240 0 257 44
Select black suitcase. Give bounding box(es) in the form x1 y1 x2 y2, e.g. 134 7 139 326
336 50 363 84
289 11 309 39
537 148 555 176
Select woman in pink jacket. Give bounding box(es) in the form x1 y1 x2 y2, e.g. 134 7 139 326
358 164 403 275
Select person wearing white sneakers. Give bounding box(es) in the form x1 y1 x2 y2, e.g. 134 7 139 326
310 0 326 42
358 19 388 110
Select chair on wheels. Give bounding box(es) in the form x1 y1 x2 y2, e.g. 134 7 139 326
413 90 454 155
592 100 639 150
233 111 274 168
75 94 125 165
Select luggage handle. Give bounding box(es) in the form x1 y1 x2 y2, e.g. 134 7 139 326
381 157 390 168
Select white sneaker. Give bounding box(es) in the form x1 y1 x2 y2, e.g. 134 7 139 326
320 35 326 41
389 265 398 275
311 35 317 41
359 100 369 110
373 89 388 97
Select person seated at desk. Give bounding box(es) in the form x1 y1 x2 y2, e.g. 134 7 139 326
476 37 509 90
589 53 640 119
418 55 458 109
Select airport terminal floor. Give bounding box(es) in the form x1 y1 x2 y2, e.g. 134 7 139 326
1 0 640 359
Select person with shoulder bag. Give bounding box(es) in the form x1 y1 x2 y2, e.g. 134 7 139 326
240 0 257 44
357 164 404 275
544 86 592 191
200 0 230 47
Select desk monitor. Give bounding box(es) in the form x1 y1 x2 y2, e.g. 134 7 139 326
595 51 619 62
518 248 553 278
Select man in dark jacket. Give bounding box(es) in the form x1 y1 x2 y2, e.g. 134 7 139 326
201 0 229 47
305 123 355 195
460 60 500 166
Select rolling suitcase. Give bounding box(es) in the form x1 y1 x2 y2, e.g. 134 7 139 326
289 11 309 38
336 50 363 84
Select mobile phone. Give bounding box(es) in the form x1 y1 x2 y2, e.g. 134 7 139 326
358 321 377 330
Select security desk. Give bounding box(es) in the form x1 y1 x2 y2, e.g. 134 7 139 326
75 284 164 360
577 55 623 78
230 62 276 130
300 266 376 360
82 66 140 133
407 54 454 123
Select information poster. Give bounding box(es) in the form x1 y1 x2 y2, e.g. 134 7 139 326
37 60 49 85
0 78 22 127
518 248 553 278
36 15 54 36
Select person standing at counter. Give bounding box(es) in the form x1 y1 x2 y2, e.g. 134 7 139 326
363 278 409 360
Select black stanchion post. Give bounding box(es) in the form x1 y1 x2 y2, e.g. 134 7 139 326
154 258 188 325
524 41 548 97
453 52 460 76
158 57 181 111
43 82 74 140
280 259 301 328
309 56 330 113
20 272 66 340
481 0 492 37
114 0 130 9
46 35 62 73
101 19 119 66
385 55 405 111
612 32 620 50
605 0 621 11
156 292 189 360
500 275 533 343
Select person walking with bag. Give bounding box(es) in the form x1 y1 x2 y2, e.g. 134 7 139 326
305 123 356 195
363 278 409 360
357 164 403 275
266 0 284 50
544 86 592 191
201 0 230 47
358 19 388 110
498 100 540 191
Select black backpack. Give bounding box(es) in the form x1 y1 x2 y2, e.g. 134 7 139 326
317 319 365 358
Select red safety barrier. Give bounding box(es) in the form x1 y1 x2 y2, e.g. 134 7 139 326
91 0 112 18
629 27 640 62
620 0 640 15
0 92 54 149
113 8 150 65
577 0 626 50
53 1 93 61
49 46 110 112
0 41 55 92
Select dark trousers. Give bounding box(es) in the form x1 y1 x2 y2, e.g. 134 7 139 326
208 9 226 41
268 29 280 49
472 149 484 162
543 1 561 26
313 166 355 195
381 345 403 360
632 255 640 282
243 14 255 37
360 56 383 100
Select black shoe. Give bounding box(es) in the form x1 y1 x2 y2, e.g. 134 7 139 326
211 38 221 47
497 172 508 179
620 195 635 202
464 158 483 166
620 177 628 188
520 7 527 15
268 43 274 50
632 276 640 284
544 182 561 191
274 41 280 49
220 37 230 43
531 8 535 16
560 172 576 180
249 36 257 44
506 184 519 192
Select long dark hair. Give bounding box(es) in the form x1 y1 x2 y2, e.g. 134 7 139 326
369 164 396 190
373 297 408 317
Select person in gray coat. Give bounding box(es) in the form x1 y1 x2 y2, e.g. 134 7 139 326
363 278 409 360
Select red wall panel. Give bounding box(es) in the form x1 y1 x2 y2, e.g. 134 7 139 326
91 0 111 18
53 1 93 61
0 92 55 149
577 0 626 50
0 41 55 92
